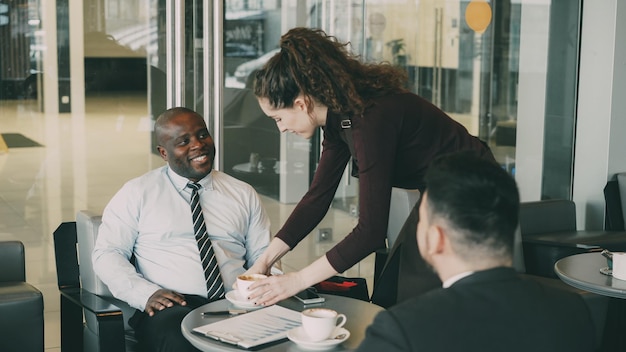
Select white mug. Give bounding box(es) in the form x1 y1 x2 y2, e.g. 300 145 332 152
612 252 626 280
301 308 347 342
236 274 267 300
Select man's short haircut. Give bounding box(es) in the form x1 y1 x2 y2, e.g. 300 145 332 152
424 151 520 261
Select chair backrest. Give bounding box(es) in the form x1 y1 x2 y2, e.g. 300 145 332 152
520 199 581 278
619 173 626 225
76 210 136 332
604 179 624 230
519 199 577 235
604 172 626 231
387 187 421 248
76 210 113 296
613 173 626 230
0 241 25 282
54 217 133 352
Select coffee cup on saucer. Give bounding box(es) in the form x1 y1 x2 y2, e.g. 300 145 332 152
612 252 626 280
236 274 267 300
301 308 347 342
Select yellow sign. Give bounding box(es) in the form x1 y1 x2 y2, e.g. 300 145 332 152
465 0 492 34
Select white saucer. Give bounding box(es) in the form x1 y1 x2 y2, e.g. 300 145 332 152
225 290 262 309
600 267 613 276
287 327 350 350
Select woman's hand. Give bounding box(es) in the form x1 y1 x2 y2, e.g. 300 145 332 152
247 271 307 306
144 289 186 316
247 255 339 306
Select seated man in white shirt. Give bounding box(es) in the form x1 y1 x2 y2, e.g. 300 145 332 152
93 107 271 352
357 152 596 352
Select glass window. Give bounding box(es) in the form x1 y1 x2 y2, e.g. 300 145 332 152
217 0 581 224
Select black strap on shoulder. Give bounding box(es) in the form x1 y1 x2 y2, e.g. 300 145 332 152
341 118 356 160
341 117 359 178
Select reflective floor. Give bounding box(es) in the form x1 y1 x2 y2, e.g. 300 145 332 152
0 92 374 351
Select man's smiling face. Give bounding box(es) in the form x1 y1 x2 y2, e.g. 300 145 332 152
157 111 215 182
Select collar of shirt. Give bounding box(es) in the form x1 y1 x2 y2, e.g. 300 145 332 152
166 167 215 194
442 271 475 288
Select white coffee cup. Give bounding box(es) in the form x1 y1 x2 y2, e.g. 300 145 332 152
612 252 626 280
236 273 267 300
301 308 347 342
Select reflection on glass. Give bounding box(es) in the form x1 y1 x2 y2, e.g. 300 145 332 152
223 1 302 202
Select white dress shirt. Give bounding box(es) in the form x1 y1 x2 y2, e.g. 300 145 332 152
92 166 271 311
442 271 475 288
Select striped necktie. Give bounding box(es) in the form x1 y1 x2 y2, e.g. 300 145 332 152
187 182 225 301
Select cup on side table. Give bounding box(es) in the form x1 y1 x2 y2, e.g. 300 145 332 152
612 252 626 280
249 153 260 170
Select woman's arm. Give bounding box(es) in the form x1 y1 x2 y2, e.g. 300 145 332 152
245 237 291 275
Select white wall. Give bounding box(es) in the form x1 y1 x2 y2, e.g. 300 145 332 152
573 0 626 229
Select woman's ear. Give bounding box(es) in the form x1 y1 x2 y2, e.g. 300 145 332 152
293 95 308 111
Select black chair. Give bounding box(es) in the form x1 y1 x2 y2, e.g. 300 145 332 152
0 241 44 352
604 173 626 231
54 211 138 352
520 199 626 279
372 188 421 290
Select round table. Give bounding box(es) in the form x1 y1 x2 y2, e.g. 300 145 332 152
231 162 279 199
232 162 279 175
554 252 626 299
181 294 384 351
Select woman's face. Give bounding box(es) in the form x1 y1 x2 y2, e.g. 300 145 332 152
257 97 320 139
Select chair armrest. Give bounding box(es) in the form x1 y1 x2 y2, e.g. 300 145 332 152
59 288 126 352
60 287 125 316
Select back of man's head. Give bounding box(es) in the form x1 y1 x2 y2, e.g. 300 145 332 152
424 151 520 264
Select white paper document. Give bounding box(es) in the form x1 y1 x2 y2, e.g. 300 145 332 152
192 305 302 349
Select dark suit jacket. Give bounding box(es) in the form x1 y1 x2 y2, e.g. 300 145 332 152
358 267 596 352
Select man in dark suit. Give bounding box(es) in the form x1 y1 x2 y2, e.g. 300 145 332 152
357 152 596 352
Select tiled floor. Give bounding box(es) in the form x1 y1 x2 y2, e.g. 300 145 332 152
0 92 374 351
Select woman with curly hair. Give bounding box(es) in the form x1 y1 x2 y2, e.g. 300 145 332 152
244 27 495 306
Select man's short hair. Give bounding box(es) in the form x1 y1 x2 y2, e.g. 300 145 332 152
154 107 204 145
424 151 520 261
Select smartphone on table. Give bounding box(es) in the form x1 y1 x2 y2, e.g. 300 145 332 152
294 287 325 304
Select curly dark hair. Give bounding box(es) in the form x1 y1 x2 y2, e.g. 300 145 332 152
253 27 408 116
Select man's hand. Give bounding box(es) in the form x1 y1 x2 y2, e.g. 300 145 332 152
144 289 187 316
